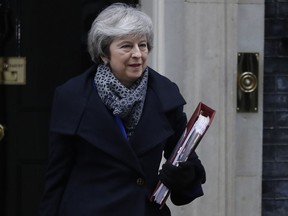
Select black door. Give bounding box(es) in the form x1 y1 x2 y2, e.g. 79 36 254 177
0 0 138 215
0 0 82 215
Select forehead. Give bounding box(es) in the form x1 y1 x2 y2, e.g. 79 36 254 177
113 34 147 43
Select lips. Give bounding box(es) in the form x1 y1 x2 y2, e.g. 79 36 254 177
129 64 141 67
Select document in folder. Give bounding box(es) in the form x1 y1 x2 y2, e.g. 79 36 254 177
150 102 216 207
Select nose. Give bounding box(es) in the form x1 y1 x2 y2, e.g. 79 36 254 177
131 45 141 58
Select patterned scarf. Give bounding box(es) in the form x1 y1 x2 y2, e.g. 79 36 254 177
94 64 148 139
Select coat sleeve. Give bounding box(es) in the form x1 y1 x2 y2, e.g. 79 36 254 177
38 86 78 216
38 67 93 215
38 132 76 216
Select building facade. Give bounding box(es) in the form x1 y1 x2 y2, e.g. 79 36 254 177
142 0 264 216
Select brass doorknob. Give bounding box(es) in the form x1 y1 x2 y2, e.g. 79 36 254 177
0 124 5 141
239 71 258 93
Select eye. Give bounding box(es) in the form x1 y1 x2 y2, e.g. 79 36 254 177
139 43 148 50
120 44 132 49
139 43 147 47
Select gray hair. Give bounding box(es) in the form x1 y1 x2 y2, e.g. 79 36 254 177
87 3 154 63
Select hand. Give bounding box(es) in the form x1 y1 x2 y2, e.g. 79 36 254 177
158 160 205 192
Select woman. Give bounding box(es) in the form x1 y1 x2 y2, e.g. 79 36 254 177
39 3 206 216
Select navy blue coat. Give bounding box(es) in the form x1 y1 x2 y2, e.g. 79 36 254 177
39 65 203 216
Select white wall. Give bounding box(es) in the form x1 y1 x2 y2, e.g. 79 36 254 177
141 0 264 215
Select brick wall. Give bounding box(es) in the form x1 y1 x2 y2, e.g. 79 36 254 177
263 0 288 215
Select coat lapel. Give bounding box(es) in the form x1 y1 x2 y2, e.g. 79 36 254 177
129 86 174 156
77 88 145 174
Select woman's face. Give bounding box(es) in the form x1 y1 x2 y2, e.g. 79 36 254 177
107 35 149 87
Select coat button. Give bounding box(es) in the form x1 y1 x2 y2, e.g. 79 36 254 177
136 177 144 186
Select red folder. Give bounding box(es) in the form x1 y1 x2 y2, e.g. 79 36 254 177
150 102 216 207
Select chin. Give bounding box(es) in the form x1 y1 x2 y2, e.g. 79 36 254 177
130 70 143 77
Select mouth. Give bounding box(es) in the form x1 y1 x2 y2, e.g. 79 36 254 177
129 64 142 67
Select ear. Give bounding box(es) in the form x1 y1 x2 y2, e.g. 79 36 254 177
100 56 109 65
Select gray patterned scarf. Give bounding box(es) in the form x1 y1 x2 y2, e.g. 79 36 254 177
94 64 148 139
